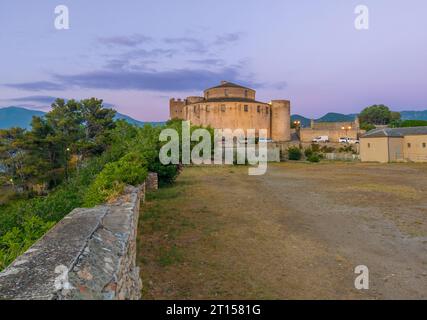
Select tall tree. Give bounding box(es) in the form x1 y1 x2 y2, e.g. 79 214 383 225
80 98 116 156
359 105 396 126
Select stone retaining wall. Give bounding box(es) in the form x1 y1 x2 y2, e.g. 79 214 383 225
0 173 158 300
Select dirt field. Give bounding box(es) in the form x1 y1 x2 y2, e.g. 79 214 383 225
137 162 427 299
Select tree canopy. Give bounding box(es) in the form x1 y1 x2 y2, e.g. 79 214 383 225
359 105 401 130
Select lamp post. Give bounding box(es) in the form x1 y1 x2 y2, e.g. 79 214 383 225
294 120 301 139
65 147 70 180
341 126 352 142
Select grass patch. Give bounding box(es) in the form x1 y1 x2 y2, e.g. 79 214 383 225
157 245 183 266
347 183 421 200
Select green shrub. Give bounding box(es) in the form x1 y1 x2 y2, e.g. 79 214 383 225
320 145 335 153
307 153 321 163
288 146 302 160
310 143 320 152
0 216 54 270
304 148 313 158
338 145 356 154
83 152 148 207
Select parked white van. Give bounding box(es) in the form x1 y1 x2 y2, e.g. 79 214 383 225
312 136 329 143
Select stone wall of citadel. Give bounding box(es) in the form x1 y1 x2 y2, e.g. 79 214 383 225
204 86 256 100
174 101 272 137
300 128 359 143
0 174 159 300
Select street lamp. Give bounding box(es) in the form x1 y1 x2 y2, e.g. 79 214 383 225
65 147 71 179
341 126 353 141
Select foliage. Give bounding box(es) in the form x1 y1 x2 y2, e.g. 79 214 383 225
288 146 302 160
0 216 54 270
0 98 116 192
320 145 335 153
359 105 400 128
338 145 356 154
390 120 427 128
307 153 321 163
83 152 148 207
360 123 376 131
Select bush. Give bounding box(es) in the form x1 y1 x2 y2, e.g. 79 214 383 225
338 145 356 154
288 146 302 160
304 148 313 158
320 145 335 153
307 153 321 163
310 144 320 152
0 216 54 270
83 152 148 207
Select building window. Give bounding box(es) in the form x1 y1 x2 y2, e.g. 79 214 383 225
368 143 371 148
423 142 426 148
244 90 248 98
407 143 411 148
257 105 260 113
244 105 249 112
221 104 226 112
206 91 209 99
224 89 228 96
206 105 210 112
266 107 269 114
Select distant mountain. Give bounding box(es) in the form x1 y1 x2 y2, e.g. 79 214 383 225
290 115 311 128
291 112 357 128
114 113 164 127
0 106 45 129
316 112 357 122
0 106 163 130
400 110 427 121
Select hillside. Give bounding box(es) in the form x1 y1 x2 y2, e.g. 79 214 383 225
0 107 45 129
400 110 427 121
0 106 163 129
317 112 357 122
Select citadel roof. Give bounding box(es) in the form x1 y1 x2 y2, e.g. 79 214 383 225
205 81 252 91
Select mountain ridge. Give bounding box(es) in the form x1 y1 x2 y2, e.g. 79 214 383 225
0 106 164 129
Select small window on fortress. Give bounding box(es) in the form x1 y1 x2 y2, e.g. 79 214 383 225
266 107 269 114
193 106 196 112
206 105 210 112
423 142 426 148
221 105 226 112
257 105 260 113
408 143 412 148
244 105 248 112
368 143 371 148
206 91 209 99
244 90 248 98
224 89 228 96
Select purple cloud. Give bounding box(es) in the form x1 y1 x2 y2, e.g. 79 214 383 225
51 67 257 91
5 95 60 104
97 34 153 47
4 81 66 91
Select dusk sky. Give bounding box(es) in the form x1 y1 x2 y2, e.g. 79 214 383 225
1 0 426 121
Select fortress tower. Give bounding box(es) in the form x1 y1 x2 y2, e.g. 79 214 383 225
169 81 291 142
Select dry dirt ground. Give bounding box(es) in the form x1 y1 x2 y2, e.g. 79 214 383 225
137 162 427 300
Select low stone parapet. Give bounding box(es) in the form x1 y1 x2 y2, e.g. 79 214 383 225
0 182 147 300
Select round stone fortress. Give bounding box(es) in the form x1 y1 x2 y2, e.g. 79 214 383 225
170 81 291 141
